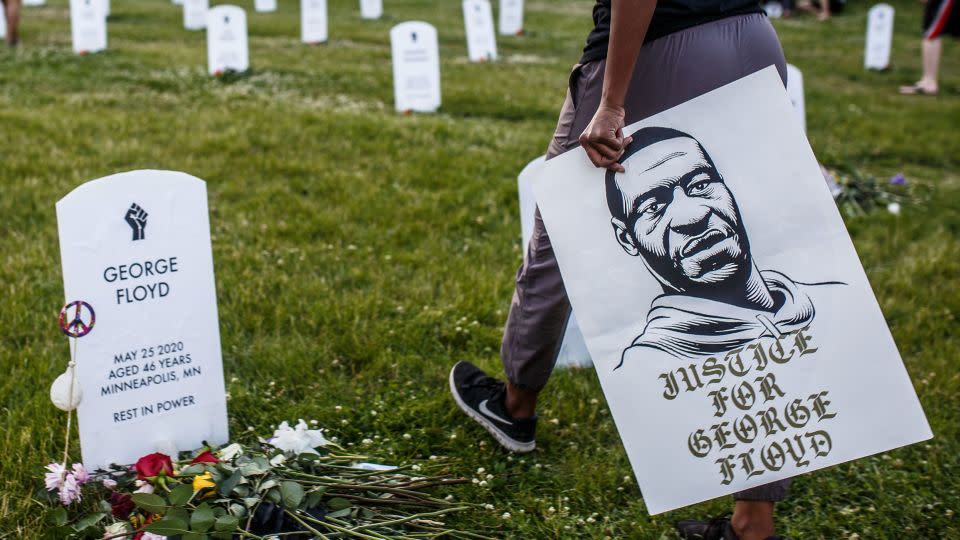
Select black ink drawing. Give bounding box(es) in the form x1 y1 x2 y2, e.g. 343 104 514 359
604 127 844 362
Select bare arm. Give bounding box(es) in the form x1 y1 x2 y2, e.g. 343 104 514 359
579 0 657 172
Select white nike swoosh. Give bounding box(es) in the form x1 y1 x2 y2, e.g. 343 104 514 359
478 399 513 426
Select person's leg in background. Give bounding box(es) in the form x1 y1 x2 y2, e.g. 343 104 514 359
4 0 22 46
901 0 956 95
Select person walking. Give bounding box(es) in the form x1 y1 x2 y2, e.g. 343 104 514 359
900 0 958 96
448 1 793 538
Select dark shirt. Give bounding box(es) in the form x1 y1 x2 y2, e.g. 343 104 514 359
580 0 763 64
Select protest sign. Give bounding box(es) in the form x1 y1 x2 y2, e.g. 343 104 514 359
865 4 894 70
390 21 441 113
184 0 208 30
70 0 107 55
56 170 229 470
206 5 249 76
463 0 496 62
517 156 592 367
499 0 523 35
360 0 382 20
301 0 328 44
532 66 932 514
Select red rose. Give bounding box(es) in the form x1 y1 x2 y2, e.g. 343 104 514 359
191 450 220 465
109 492 135 519
134 452 173 480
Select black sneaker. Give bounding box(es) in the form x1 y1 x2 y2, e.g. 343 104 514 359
676 515 782 540
448 361 536 453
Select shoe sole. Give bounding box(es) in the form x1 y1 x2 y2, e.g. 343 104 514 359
448 365 536 454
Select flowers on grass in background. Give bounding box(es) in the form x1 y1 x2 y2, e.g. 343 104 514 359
889 173 907 185
40 422 475 539
821 166 919 217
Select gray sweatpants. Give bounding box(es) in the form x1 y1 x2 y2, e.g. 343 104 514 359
500 13 791 502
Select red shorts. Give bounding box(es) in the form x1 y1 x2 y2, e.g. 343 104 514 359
924 0 960 39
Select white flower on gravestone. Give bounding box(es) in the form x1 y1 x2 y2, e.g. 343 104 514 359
786 63 806 134
463 0 497 62
390 21 442 113
516 156 592 368
70 0 107 55
254 0 277 13
269 420 328 454
50 364 83 411
301 0 328 44
184 0 209 31
207 5 249 75
360 0 382 20
865 4 894 71
499 0 524 36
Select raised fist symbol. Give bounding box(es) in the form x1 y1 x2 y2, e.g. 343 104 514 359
125 203 148 241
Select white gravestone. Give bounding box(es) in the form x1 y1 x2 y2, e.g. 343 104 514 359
390 21 442 113
532 67 931 514
360 0 382 19
255 0 277 13
463 0 497 62
499 0 523 36
70 0 107 55
184 0 209 30
865 4 894 71
24 0 47 6
301 0 328 44
518 156 592 368
207 5 249 76
786 63 805 134
56 170 230 470
172 0 183 6
0 8 5 40
103 0 109 17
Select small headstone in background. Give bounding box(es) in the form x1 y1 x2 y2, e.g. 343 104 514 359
390 21 442 113
360 0 382 20
24 0 47 6
463 0 497 62
102 0 110 17
301 0 328 44
56 170 230 470
207 5 249 76
172 0 184 5
184 0 209 30
0 8 5 39
786 63 806 133
70 0 108 55
763 1 783 18
865 4 894 71
517 156 592 368
499 0 523 35
254 0 277 13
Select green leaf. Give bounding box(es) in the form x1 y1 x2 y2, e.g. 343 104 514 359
304 488 324 509
191 503 215 532
179 464 207 476
257 479 278 492
326 497 351 511
280 480 305 509
46 507 68 527
214 514 240 532
72 512 106 532
327 508 352 519
168 483 194 506
146 516 189 535
167 506 190 523
131 493 168 514
265 487 282 504
218 469 243 497
182 534 209 540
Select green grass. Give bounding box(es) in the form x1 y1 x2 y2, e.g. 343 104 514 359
1 0 958 537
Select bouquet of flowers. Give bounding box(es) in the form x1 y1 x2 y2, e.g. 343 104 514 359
40 420 485 539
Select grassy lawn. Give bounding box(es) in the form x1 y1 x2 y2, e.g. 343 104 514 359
1 0 958 537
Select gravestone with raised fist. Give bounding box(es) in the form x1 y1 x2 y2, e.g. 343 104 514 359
301 0 328 44
70 0 107 54
865 4 894 71
390 21 442 113
463 0 497 62
206 5 249 76
56 170 229 469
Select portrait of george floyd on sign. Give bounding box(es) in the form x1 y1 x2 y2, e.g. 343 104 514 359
56 170 229 470
532 66 932 515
